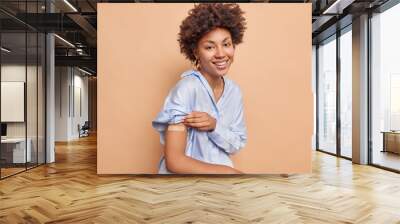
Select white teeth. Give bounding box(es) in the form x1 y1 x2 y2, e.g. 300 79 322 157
214 61 228 66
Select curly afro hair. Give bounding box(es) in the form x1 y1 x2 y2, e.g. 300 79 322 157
178 3 247 63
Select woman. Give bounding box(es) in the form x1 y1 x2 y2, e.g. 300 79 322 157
152 3 247 174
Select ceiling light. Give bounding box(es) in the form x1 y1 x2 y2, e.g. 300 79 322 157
78 67 93 76
54 34 75 48
63 0 78 12
1 47 11 53
322 0 355 15
76 48 85 55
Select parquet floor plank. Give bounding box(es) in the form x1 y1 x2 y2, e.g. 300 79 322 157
1 134 400 223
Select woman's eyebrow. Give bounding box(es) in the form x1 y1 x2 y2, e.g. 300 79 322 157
204 40 216 44
204 38 231 44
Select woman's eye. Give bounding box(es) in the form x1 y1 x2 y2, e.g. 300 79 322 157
224 43 232 47
205 46 213 50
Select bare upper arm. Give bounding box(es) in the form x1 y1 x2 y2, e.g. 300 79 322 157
163 124 241 174
164 123 187 169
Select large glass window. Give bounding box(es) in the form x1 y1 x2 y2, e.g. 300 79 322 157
27 31 38 170
312 45 317 151
371 3 400 171
317 35 337 154
0 1 46 179
38 32 45 165
339 27 352 158
1 31 28 177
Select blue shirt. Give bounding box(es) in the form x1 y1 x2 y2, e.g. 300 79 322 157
152 69 247 174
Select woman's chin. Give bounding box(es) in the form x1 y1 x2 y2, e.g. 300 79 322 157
201 66 230 78
214 67 230 76
216 70 229 77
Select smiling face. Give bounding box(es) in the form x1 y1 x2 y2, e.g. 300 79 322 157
195 27 235 79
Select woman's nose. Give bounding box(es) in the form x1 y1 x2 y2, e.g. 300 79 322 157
214 46 226 58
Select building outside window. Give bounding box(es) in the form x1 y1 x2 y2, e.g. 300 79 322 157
339 27 352 158
317 35 337 155
371 2 400 171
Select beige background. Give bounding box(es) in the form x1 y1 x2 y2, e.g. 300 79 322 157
98 3 312 174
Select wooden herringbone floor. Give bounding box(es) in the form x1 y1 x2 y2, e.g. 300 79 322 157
1 134 400 224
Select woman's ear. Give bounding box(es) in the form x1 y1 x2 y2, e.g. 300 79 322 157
193 48 199 60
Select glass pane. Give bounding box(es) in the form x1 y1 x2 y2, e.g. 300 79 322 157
24 0 38 170
312 45 317 151
0 1 27 32
1 31 27 177
0 1 46 178
371 4 400 171
38 32 45 165
340 28 352 158
27 31 38 169
318 36 337 154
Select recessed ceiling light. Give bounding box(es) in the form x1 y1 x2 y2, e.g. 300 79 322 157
63 0 78 12
1 47 11 53
77 67 93 76
322 0 355 15
54 34 75 48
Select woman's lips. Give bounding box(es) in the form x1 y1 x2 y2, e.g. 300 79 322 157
212 60 229 70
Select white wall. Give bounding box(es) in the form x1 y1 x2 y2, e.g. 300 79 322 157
72 72 89 138
55 67 89 141
55 66 70 141
1 65 38 137
1 64 46 164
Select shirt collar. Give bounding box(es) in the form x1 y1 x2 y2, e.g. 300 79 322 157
181 69 227 110
181 69 227 84
180 69 199 78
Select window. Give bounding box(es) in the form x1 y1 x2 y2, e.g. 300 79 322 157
339 27 352 158
0 1 46 179
371 2 400 171
317 35 337 154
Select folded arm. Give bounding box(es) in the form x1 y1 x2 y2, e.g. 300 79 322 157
207 99 247 154
164 124 242 174
207 119 246 154
183 108 247 155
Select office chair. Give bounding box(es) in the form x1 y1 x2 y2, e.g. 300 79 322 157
79 121 90 138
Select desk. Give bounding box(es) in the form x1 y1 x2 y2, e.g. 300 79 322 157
381 131 400 154
1 138 31 163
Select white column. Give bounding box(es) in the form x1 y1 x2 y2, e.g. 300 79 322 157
352 14 369 164
46 32 55 163
45 0 56 163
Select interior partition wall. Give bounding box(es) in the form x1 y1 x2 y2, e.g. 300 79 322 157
0 1 46 179
316 25 353 159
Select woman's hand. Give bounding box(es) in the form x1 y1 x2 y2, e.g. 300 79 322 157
183 111 216 131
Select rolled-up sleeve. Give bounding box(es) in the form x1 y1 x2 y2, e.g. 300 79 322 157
152 81 191 144
207 92 247 154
